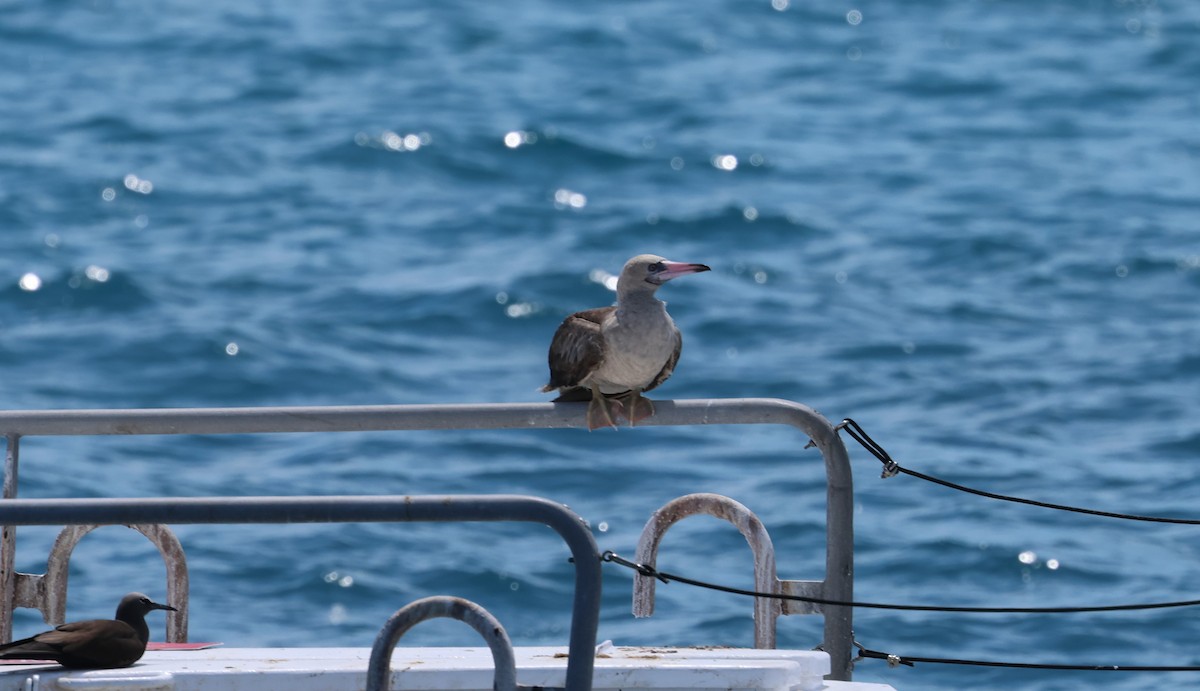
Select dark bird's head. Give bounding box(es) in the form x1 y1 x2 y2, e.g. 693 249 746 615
114 592 176 647
618 254 711 295
116 592 177 620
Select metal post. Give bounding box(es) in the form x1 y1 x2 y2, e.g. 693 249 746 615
808 422 855 681
1 433 19 643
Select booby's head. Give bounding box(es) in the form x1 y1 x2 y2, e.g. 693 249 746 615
617 254 711 294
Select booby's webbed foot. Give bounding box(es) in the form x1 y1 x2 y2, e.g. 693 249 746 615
585 389 623 431
624 389 656 426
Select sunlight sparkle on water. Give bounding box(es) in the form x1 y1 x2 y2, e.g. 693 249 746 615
504 130 538 148
1018 550 1037 564
18 273 42 291
846 9 863 25
322 571 353 587
85 265 110 282
123 174 153 194
712 154 738 171
225 342 239 356
382 131 426 152
505 302 537 318
554 188 587 209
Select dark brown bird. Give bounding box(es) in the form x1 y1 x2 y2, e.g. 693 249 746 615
0 592 175 669
543 254 710 429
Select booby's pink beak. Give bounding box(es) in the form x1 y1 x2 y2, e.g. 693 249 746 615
655 261 711 282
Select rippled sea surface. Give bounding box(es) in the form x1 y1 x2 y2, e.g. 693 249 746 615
2 1 1199 688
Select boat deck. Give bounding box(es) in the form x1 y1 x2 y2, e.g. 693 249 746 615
1 645 896 691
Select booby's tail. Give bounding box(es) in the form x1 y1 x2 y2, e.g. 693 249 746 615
549 387 593 402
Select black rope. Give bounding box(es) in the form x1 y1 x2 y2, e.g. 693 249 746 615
854 641 1200 672
837 418 1200 525
600 551 1200 614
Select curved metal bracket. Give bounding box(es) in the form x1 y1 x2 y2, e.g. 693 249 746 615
17 524 189 642
366 596 517 691
633 493 781 648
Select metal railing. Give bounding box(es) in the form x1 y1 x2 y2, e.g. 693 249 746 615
0 398 855 681
0 495 600 691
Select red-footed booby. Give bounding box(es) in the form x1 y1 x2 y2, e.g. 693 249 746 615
542 254 710 429
0 592 175 669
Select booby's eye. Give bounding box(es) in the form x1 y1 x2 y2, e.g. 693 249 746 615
648 262 664 273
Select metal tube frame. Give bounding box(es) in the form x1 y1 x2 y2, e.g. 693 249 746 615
0 494 601 691
0 398 854 680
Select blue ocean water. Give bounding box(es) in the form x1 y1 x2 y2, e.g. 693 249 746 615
2 0 1199 687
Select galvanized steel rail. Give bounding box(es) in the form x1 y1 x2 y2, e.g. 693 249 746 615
0 494 600 691
0 397 855 680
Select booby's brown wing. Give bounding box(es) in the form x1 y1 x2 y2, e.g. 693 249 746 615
642 327 682 393
542 307 613 395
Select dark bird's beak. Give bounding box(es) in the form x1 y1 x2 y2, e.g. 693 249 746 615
151 602 178 613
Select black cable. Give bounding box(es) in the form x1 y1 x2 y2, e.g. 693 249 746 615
854 642 1200 672
838 418 1200 525
600 551 1200 614
599 552 1200 672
